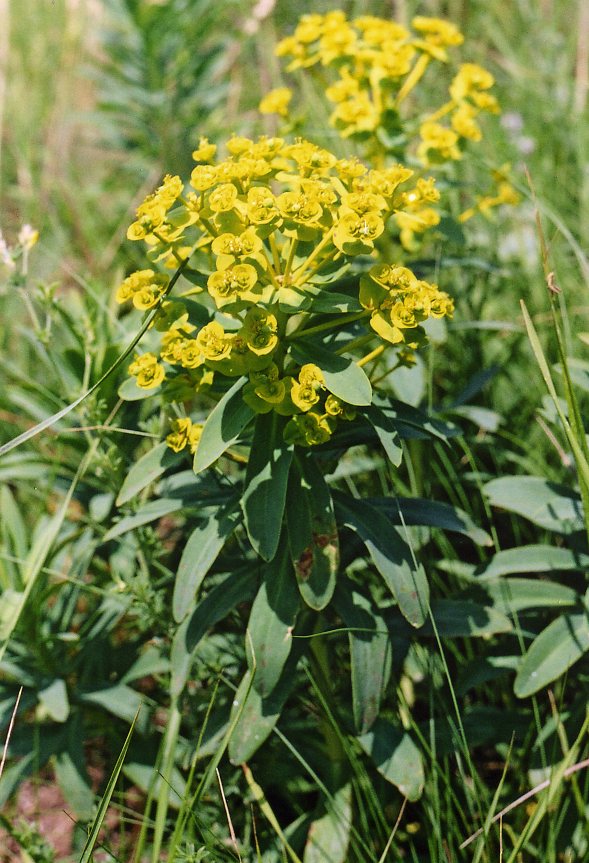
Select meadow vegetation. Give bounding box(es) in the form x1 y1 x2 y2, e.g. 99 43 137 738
1 1 588 861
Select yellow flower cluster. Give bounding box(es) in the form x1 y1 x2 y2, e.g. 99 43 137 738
270 12 499 165
116 269 169 310
116 133 454 449
360 264 453 345
166 417 203 453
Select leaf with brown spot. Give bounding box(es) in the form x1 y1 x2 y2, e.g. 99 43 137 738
286 453 339 610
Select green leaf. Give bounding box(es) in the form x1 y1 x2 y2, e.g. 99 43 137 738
426 599 513 637
474 544 589 579
335 494 429 628
241 413 293 561
38 678 69 723
121 645 170 683
334 586 392 734
118 377 159 400
292 340 372 406
172 502 241 622
371 496 492 546
514 610 589 697
247 540 300 696
363 405 403 467
304 782 352 863
116 442 182 506
377 396 459 441
79 711 139 863
286 454 339 610
228 658 299 764
480 578 578 614
54 750 94 820
193 377 254 473
170 568 258 698
484 476 584 534
102 498 184 542
81 684 143 723
309 293 362 313
358 719 424 800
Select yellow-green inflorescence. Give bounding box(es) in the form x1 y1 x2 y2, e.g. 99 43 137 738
117 134 453 451
272 12 499 162
116 9 521 456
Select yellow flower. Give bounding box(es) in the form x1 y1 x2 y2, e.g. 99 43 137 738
196 321 232 361
192 137 217 163
241 308 279 356
259 87 293 117
418 121 461 163
333 210 384 254
166 417 193 452
451 104 482 142
128 353 165 389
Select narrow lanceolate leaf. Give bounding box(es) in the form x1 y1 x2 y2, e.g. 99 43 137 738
334 493 429 628
358 719 424 801
364 405 403 467
334 585 392 734
246 540 300 697
479 578 578 614
304 782 353 863
102 498 184 542
170 568 258 698
286 453 339 610
371 496 491 546
514 610 589 698
241 413 293 561
193 377 254 473
473 544 589 579
292 340 372 406
172 501 241 622
228 654 300 764
116 442 182 506
484 476 584 534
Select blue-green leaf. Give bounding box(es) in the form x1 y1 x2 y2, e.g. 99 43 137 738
116 443 182 506
172 502 241 622
102 498 183 542
473 544 589 579
247 540 300 696
193 377 254 473
228 656 299 764
292 340 372 406
304 782 352 863
358 719 424 800
118 377 159 401
364 405 403 467
335 493 429 627
371 497 492 546
484 476 584 534
241 413 293 561
38 678 69 723
170 569 258 698
514 610 589 697
334 586 391 734
286 454 339 610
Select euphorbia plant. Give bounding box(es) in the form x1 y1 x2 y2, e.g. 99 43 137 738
108 11 514 822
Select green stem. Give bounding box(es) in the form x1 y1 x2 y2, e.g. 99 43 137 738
334 333 374 355
289 310 369 341
291 228 334 284
283 237 298 283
